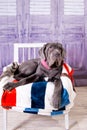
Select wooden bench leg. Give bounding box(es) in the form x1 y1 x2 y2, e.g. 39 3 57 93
3 109 7 130
65 113 69 130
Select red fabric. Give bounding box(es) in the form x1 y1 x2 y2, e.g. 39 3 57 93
13 79 18 83
1 80 18 107
1 89 16 107
63 63 74 83
63 63 75 91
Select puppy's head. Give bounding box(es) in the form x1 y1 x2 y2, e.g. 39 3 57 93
39 43 66 68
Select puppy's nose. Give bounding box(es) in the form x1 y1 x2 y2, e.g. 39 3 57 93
54 52 60 57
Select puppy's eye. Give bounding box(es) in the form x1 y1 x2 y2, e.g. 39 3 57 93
49 47 54 51
55 53 61 57
58 54 60 56
49 46 52 49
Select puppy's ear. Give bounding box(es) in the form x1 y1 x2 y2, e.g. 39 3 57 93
39 43 49 60
57 43 66 59
61 46 66 59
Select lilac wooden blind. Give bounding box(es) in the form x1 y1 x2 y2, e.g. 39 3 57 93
64 0 84 15
30 0 50 15
0 0 16 16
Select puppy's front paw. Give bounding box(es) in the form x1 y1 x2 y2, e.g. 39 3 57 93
52 97 61 109
3 82 15 91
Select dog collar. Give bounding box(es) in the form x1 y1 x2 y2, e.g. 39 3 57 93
41 60 51 70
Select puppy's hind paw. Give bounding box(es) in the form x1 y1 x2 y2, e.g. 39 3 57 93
11 62 19 72
52 97 61 109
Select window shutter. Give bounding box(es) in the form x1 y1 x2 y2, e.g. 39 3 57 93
64 0 84 15
0 0 16 15
30 0 50 15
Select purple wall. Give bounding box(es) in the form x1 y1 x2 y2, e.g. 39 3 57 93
0 0 87 86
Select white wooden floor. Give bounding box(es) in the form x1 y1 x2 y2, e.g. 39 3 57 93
0 87 87 130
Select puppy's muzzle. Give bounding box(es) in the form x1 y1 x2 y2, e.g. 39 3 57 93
49 50 61 68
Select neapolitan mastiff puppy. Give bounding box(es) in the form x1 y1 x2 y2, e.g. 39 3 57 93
2 43 66 109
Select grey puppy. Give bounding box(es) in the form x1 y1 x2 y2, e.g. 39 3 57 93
3 43 66 109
